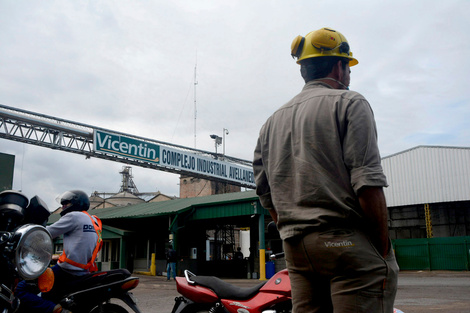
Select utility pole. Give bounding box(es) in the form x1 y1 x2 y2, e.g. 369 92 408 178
223 128 229 157
194 53 198 149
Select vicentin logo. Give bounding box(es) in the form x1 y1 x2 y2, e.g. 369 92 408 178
94 130 160 163
324 240 355 248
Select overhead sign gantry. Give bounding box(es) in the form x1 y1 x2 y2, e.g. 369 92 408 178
0 104 255 188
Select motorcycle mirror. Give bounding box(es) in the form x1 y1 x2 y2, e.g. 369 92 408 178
0 190 29 229
267 221 279 236
23 196 51 226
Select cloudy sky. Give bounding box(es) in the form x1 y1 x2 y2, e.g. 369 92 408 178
1 0 469 210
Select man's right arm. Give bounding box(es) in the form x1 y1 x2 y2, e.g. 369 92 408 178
46 213 76 238
341 97 390 257
358 186 390 258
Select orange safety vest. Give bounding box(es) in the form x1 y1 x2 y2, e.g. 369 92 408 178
58 211 103 272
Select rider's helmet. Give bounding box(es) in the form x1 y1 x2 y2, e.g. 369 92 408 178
57 190 90 216
290 27 358 66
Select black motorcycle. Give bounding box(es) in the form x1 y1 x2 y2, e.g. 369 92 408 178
0 190 54 312
54 268 141 313
0 190 142 313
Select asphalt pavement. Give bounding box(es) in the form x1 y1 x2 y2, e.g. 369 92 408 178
127 271 470 313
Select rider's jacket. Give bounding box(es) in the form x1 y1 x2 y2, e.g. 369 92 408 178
47 211 102 274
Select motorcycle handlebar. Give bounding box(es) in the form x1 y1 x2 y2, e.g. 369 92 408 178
270 252 285 260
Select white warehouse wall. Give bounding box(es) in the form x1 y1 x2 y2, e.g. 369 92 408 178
381 146 470 207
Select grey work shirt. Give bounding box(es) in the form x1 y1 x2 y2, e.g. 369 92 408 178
253 81 387 240
47 211 99 274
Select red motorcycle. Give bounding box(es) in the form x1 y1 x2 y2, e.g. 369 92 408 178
171 262 405 313
171 220 403 313
171 252 292 313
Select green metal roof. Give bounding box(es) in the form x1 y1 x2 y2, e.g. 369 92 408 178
88 190 262 220
102 225 134 237
47 190 263 225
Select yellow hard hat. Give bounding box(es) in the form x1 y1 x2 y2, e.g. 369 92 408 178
291 27 358 66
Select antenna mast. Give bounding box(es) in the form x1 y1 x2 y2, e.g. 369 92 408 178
194 53 198 148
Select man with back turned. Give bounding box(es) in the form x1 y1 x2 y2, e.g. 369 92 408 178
253 27 398 312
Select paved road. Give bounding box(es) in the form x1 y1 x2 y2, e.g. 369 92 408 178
395 271 470 313
126 271 470 313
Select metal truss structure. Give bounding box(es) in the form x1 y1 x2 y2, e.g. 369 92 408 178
0 104 253 187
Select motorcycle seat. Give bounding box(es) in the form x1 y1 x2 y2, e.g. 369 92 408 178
74 268 132 288
192 275 266 300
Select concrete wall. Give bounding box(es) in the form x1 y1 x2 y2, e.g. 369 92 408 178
179 176 240 198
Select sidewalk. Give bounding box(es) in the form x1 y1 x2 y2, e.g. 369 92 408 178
398 270 470 277
129 270 470 313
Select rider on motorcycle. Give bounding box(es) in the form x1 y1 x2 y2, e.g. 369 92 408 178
16 190 102 313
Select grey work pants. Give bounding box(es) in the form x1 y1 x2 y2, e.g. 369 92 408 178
284 228 398 313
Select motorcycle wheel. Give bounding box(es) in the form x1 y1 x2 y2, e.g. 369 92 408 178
89 303 129 313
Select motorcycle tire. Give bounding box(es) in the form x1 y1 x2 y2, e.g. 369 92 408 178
89 303 129 313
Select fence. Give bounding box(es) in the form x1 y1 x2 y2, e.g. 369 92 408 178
392 237 470 271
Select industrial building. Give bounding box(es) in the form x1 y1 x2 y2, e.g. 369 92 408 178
383 146 470 239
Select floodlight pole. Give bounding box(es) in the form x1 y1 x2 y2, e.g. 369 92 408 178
223 128 229 156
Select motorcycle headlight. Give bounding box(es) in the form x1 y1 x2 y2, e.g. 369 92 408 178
14 225 53 280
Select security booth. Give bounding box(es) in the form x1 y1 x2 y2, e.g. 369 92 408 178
99 190 271 279
167 191 270 278
97 225 134 271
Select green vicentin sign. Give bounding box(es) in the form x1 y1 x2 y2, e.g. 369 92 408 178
93 130 256 188
94 130 160 164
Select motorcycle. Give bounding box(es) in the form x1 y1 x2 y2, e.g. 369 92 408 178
0 190 142 313
172 253 406 313
171 251 292 313
0 190 54 312
171 220 405 313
